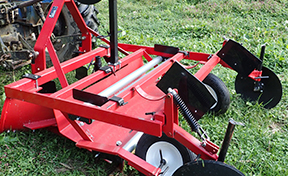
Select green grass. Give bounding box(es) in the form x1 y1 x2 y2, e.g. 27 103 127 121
1 0 288 175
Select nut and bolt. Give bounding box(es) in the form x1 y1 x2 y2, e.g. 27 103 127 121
116 141 122 146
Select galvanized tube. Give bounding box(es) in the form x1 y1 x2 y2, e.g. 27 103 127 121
99 56 162 97
122 132 143 152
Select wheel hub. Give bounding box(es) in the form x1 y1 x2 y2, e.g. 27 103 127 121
146 141 183 176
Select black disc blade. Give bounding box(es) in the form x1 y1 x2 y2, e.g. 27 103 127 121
173 160 244 176
235 66 282 109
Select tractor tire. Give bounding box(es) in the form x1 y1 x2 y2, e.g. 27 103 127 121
203 73 230 114
76 2 100 34
50 5 78 64
47 2 99 64
135 133 196 176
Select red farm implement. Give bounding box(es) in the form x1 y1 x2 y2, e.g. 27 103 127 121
0 0 282 175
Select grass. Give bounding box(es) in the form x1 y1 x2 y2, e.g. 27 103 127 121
1 0 288 175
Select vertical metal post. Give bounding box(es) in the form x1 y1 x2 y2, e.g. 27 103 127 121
218 119 244 162
109 0 118 63
254 44 266 92
258 44 266 71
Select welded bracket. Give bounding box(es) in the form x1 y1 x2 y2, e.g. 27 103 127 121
23 73 41 89
110 96 127 106
68 114 92 124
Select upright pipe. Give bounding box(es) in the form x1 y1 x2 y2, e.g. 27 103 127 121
109 0 118 63
218 119 242 162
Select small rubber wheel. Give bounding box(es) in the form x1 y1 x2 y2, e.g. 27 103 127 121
135 133 196 176
173 160 245 176
203 73 230 114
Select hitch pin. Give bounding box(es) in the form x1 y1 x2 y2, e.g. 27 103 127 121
218 119 244 162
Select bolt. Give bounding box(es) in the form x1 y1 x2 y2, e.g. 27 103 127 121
94 153 100 158
201 142 206 147
116 141 122 146
79 122 84 126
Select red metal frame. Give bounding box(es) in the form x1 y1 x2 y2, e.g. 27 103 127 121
0 0 256 175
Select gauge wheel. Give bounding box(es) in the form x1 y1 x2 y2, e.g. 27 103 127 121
135 133 196 176
173 160 245 176
203 73 230 114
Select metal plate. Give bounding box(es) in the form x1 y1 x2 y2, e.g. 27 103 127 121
217 40 262 77
235 66 282 109
154 44 179 55
73 89 108 106
173 160 245 176
156 61 216 120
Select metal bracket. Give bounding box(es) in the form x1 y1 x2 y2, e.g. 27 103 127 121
99 65 113 73
68 114 92 124
109 96 127 106
23 73 41 89
98 44 110 49
108 61 122 71
98 61 121 76
23 73 41 80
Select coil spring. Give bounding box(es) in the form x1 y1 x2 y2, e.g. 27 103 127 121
168 88 199 133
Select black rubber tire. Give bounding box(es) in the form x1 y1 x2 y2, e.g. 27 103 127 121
47 1 99 64
75 1 100 33
203 73 230 114
135 133 196 176
51 5 79 63
173 160 245 176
